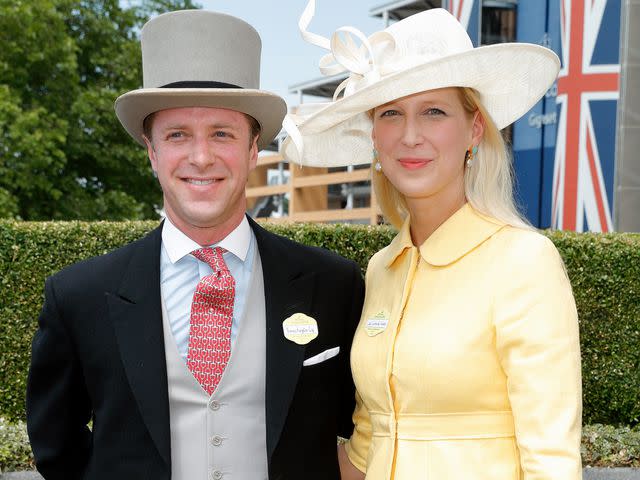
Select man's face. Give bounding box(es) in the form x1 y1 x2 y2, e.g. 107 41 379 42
144 107 258 242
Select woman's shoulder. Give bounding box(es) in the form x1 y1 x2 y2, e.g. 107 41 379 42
367 242 395 271
366 221 414 271
494 224 556 250
489 225 564 271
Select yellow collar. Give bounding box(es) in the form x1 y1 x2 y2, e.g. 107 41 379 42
382 203 506 268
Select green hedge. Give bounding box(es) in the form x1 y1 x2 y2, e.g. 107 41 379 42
582 423 640 467
0 417 32 473
1 220 639 426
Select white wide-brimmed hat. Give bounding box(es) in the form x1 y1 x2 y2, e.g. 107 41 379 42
115 10 286 150
281 0 560 167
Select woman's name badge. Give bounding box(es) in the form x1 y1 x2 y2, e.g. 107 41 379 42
365 310 389 336
282 313 318 345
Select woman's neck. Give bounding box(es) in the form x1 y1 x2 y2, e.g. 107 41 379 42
405 188 466 247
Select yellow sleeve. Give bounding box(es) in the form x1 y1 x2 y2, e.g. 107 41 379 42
344 390 371 473
493 234 582 480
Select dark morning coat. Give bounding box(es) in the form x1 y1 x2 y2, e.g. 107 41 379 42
26 217 365 480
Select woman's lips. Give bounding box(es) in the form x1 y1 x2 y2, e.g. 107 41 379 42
398 158 432 170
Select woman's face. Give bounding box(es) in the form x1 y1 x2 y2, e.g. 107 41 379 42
372 87 483 205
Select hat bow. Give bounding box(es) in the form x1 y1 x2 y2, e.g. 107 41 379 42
300 0 397 100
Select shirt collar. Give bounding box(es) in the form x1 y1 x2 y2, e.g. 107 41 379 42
161 215 252 264
383 203 506 268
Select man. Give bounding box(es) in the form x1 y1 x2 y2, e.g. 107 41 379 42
26 10 364 480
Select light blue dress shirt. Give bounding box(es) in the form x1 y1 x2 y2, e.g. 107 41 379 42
160 216 256 362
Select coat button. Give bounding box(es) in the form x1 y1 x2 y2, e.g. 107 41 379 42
211 435 223 446
209 400 220 411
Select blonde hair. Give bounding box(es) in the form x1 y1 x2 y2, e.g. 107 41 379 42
372 87 530 230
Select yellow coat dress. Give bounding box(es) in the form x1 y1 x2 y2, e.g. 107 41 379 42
345 204 582 480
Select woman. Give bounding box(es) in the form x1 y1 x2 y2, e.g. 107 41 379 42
283 3 582 479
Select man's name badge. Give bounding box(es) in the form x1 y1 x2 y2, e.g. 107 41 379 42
282 313 318 345
365 310 389 336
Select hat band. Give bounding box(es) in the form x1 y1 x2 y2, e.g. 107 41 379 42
161 81 242 89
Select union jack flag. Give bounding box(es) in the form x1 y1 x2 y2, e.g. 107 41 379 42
444 0 480 45
446 0 473 26
552 0 620 232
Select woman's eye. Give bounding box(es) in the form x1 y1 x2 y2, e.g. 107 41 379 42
379 109 399 117
425 108 445 116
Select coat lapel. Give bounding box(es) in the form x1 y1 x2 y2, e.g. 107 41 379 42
249 218 315 459
106 225 171 467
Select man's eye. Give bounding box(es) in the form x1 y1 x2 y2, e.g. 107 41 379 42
214 131 230 138
168 131 184 139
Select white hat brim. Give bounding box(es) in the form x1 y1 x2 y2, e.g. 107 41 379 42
115 88 287 150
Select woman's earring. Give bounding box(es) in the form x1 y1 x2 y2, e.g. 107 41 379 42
465 145 478 167
373 149 382 172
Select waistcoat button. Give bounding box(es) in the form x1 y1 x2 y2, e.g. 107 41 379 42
210 470 223 480
209 400 220 411
211 435 223 446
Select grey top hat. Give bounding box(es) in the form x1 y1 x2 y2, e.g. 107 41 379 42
115 10 287 150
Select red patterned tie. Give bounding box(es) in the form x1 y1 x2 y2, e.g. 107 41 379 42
187 247 235 396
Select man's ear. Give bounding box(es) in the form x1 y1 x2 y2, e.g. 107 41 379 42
248 135 259 171
143 135 158 173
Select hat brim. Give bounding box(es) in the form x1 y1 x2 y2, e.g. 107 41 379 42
115 88 287 150
283 43 560 167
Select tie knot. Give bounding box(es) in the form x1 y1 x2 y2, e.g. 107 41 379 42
192 247 229 273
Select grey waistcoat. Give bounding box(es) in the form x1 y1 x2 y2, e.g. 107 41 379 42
161 250 268 480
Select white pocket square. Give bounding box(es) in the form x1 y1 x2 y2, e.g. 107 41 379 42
303 346 340 366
